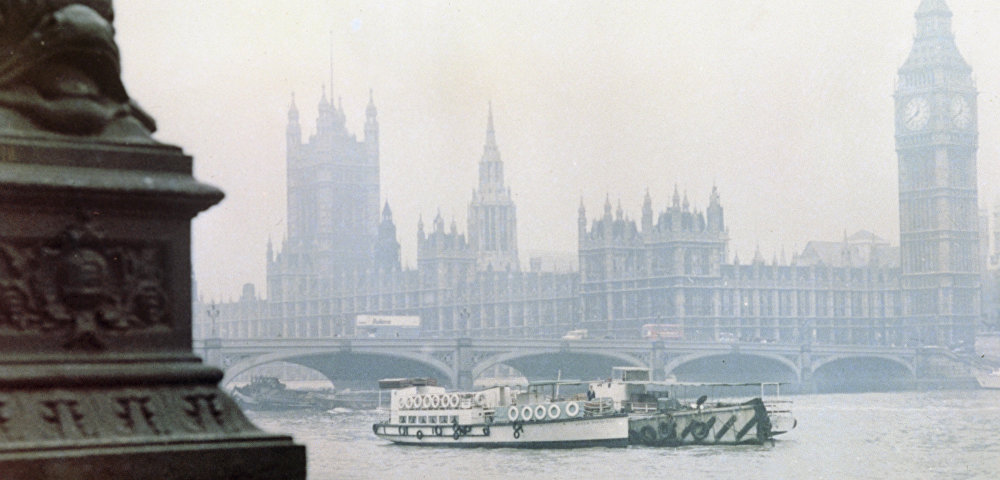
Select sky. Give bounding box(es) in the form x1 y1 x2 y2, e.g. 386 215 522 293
112 0 1000 302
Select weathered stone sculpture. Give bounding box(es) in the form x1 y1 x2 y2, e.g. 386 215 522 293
0 2 305 478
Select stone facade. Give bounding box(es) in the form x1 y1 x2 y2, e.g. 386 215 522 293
194 1 985 353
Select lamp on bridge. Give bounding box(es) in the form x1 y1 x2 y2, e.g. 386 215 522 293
208 302 221 339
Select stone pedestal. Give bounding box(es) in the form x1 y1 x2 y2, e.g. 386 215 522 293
0 134 305 479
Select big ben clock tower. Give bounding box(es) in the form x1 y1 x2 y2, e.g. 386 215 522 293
895 0 979 348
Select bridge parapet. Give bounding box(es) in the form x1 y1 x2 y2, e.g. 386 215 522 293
203 337 927 391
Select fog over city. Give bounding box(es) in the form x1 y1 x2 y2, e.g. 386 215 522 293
113 0 1000 301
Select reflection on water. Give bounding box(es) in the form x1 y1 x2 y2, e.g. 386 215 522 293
248 390 1000 480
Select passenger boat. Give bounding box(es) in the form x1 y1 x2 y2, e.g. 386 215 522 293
590 367 791 446
372 377 629 448
975 369 1000 389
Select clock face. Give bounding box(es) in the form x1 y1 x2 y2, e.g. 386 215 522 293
950 95 972 129
904 97 930 130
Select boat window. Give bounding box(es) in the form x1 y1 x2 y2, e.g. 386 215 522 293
429 416 436 424
439 416 447 423
399 417 406 424
451 416 458 423
419 416 427 424
408 416 416 423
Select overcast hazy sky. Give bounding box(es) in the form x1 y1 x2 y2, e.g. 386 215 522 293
113 1 1000 301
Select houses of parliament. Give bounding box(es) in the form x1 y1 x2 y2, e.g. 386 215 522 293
195 0 990 352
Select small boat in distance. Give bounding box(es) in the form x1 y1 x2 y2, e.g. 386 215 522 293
231 376 336 411
975 369 1000 389
372 377 629 448
590 367 792 446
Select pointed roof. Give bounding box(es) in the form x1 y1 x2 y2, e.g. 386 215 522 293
485 101 497 149
916 0 951 17
796 230 898 268
901 0 968 72
288 92 299 120
366 88 377 117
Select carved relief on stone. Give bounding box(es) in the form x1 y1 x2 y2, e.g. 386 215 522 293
39 398 90 440
0 0 157 139
114 395 160 436
0 395 13 440
181 392 226 433
0 220 170 348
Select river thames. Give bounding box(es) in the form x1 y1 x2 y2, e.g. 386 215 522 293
248 389 1000 480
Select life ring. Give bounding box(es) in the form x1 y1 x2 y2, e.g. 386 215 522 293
565 402 580 417
421 395 432 409
452 428 462 440
691 417 716 442
521 406 534 421
474 393 486 406
430 395 440 409
508 406 520 421
433 426 443 436
512 423 523 439
416 430 424 440
548 404 561 419
449 394 460 408
403 396 412 409
534 405 547 421
640 425 658 445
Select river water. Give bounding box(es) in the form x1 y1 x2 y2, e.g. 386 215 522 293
248 389 1000 480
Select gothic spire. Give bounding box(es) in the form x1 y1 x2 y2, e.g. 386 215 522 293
485 101 497 149
366 88 377 118
288 92 298 121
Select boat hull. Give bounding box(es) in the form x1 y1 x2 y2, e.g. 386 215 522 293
628 398 772 446
976 372 1000 389
374 414 629 448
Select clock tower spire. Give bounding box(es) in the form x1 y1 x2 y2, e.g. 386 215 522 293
894 0 978 348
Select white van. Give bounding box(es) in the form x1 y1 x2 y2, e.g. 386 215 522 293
561 329 588 340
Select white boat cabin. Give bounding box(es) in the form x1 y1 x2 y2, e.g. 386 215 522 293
589 367 661 411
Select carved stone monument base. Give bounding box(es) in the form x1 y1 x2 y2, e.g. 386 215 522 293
0 135 305 479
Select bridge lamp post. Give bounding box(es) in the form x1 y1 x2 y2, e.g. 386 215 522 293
207 302 220 338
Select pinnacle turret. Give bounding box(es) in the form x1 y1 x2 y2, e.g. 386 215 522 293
288 92 299 122
485 101 497 150
366 89 377 118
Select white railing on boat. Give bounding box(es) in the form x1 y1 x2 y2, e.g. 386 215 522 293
584 398 615 416
624 402 658 413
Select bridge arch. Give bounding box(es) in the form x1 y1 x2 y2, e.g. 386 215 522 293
809 354 915 392
472 348 647 381
221 348 454 387
810 354 915 377
663 351 801 382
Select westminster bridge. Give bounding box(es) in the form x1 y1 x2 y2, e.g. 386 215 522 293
194 337 974 393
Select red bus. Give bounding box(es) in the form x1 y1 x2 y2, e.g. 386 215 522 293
641 323 684 340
